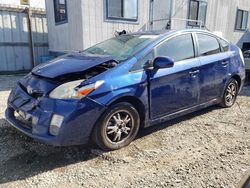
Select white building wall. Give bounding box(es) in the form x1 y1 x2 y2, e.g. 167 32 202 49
206 0 250 46
171 0 250 46
46 0 150 52
45 0 250 53
81 0 150 49
45 0 84 52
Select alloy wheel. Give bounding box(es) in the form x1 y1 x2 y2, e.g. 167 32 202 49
105 110 134 143
225 82 237 106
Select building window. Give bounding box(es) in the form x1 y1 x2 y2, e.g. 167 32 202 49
188 0 207 27
54 0 67 24
106 0 138 21
235 9 248 31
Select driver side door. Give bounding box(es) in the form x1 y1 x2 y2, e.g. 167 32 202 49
149 33 200 119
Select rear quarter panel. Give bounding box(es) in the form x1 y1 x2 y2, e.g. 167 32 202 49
228 45 246 81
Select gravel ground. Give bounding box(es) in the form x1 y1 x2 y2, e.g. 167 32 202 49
0 74 249 188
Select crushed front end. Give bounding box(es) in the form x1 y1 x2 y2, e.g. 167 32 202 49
5 73 106 146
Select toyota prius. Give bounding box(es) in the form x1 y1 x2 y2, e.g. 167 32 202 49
5 29 245 150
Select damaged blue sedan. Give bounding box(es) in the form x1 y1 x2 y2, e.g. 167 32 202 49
5 29 245 150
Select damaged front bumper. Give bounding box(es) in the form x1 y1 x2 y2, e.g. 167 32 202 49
5 83 106 146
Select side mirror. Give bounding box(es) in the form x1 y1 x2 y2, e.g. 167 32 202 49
153 57 174 69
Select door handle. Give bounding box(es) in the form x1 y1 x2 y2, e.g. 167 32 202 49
189 70 200 75
221 61 229 66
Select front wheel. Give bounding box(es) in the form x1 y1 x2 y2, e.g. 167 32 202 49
92 102 140 151
220 78 239 108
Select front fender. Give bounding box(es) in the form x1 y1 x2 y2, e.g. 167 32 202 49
91 83 148 106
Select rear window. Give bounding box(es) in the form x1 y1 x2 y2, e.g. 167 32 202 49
197 34 220 56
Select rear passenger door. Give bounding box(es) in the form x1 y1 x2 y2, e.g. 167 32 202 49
196 33 230 103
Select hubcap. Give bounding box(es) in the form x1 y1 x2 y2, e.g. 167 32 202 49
105 110 133 143
225 82 237 105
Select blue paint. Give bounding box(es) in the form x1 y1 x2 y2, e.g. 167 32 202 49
5 29 246 146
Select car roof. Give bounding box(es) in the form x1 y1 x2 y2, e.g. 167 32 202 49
129 29 231 60
127 29 230 44
130 28 212 35
128 29 222 38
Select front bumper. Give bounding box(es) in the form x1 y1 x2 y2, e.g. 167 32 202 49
5 84 106 146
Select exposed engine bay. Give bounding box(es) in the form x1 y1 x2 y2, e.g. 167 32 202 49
33 60 118 83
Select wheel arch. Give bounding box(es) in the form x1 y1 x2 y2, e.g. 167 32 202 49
231 74 242 88
90 95 147 144
108 96 146 128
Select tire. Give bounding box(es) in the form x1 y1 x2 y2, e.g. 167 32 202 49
92 102 140 151
220 78 239 108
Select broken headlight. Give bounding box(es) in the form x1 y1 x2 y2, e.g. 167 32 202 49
49 80 104 99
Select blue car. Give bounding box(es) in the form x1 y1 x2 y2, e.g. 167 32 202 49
5 29 245 150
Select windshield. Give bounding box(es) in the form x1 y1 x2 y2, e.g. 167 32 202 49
83 35 157 61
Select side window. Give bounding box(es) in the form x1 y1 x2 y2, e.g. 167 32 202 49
155 34 195 62
219 39 230 52
131 52 154 72
197 34 220 56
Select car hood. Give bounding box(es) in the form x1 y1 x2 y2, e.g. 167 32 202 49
32 53 115 79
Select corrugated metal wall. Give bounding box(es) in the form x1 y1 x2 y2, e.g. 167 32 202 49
0 6 48 72
31 12 48 64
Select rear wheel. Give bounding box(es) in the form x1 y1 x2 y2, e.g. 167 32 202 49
220 78 239 107
93 102 140 151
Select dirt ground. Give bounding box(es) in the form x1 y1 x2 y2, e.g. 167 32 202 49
0 74 249 188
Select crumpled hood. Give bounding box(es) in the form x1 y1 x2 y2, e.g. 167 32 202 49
32 53 115 79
